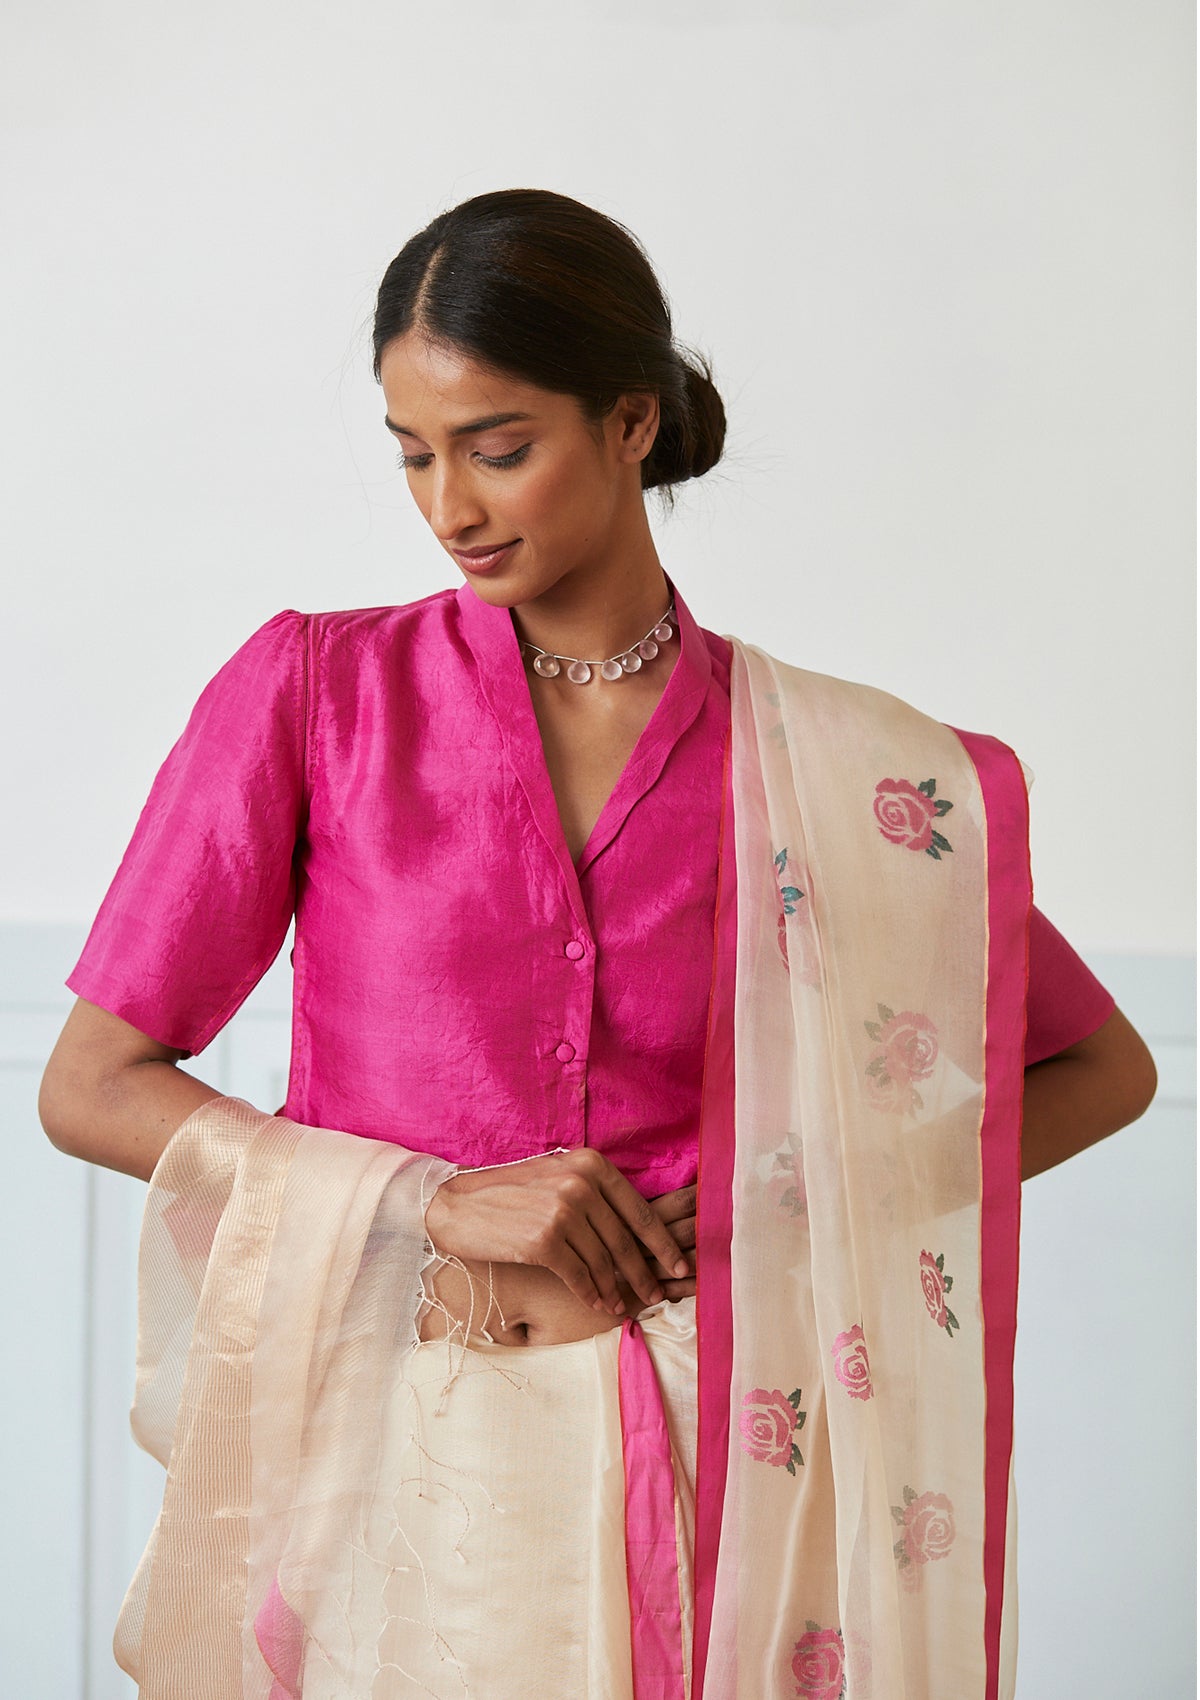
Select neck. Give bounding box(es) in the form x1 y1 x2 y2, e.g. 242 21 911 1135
509 555 672 664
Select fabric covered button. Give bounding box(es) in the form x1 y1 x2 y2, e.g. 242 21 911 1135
554 1041 576 1064
564 940 586 960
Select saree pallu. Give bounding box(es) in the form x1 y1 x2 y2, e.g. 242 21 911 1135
115 638 1030 1699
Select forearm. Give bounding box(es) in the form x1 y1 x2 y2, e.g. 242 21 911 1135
40 999 223 1183
1020 1006 1157 1182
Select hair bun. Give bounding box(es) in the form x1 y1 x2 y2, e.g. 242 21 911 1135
682 359 727 482
641 351 727 496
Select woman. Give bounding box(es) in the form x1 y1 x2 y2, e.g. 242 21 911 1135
40 188 1156 1699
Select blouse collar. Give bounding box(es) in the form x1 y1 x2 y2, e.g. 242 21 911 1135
454 569 713 892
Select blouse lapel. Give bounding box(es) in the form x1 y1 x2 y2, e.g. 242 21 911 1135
454 573 713 902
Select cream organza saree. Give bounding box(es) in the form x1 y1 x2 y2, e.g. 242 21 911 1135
115 639 1030 1699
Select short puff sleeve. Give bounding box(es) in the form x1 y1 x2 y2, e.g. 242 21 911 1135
67 610 309 1055
1024 906 1116 1066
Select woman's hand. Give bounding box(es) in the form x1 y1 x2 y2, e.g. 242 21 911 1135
648 1184 697 1302
424 1148 691 1318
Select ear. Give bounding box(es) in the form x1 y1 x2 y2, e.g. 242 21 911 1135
613 392 660 464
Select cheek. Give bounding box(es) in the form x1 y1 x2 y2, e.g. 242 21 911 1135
528 453 611 532
512 462 584 533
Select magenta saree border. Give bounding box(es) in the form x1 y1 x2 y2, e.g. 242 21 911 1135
693 723 738 1698
950 727 1031 1700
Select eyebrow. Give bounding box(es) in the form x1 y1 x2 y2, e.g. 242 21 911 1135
384 410 534 439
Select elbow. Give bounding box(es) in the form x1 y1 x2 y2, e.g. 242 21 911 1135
1102 1012 1159 1135
38 1056 87 1159
1126 1034 1159 1124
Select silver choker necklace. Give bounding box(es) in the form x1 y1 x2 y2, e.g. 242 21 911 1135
518 596 677 685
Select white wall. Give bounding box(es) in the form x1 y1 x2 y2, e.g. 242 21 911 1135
2 0 1192 952
3 3 1193 1696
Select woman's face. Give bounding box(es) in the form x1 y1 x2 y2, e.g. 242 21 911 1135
377 333 657 608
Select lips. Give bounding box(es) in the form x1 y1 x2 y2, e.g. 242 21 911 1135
452 540 520 573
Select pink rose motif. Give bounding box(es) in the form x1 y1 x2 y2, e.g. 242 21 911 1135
739 1387 805 1469
791 1625 845 1698
873 778 936 849
896 1488 956 1567
777 906 790 970
873 777 953 859
830 1324 873 1401
919 1250 949 1328
864 1006 939 1115
880 1011 938 1084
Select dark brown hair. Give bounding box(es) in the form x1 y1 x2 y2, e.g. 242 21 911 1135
372 188 726 506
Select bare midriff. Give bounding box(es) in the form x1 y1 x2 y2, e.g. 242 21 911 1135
418 1257 644 1347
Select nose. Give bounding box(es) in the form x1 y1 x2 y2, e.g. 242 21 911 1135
428 461 488 542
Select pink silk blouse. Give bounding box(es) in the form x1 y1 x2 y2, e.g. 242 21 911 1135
68 575 1115 1195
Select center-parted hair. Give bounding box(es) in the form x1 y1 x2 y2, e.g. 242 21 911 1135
372 188 726 503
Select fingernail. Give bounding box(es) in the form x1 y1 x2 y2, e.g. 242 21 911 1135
650 1287 665 1305
674 1259 689 1278
613 1299 626 1316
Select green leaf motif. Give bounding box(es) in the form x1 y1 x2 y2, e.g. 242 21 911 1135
864 1021 883 1041
877 1003 896 1022
945 1309 960 1334
891 1506 906 1526
943 1274 953 1293
795 1410 807 1432
934 798 953 816
806 1620 820 1634
792 1443 805 1469
786 1458 795 1476
787 1387 803 1411
774 847 788 871
780 886 803 903
918 778 937 797
935 1252 945 1272
903 1484 917 1505
926 844 942 860
930 829 953 854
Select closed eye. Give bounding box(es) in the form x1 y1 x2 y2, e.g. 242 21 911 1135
396 445 532 473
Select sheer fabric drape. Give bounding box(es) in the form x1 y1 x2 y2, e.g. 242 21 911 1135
114 639 1026 1699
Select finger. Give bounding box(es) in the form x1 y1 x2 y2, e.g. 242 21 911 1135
660 1277 697 1302
586 1197 668 1310
542 1238 610 1312
649 1184 698 1225
563 1216 626 1315
601 1174 689 1281
667 1214 697 1252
